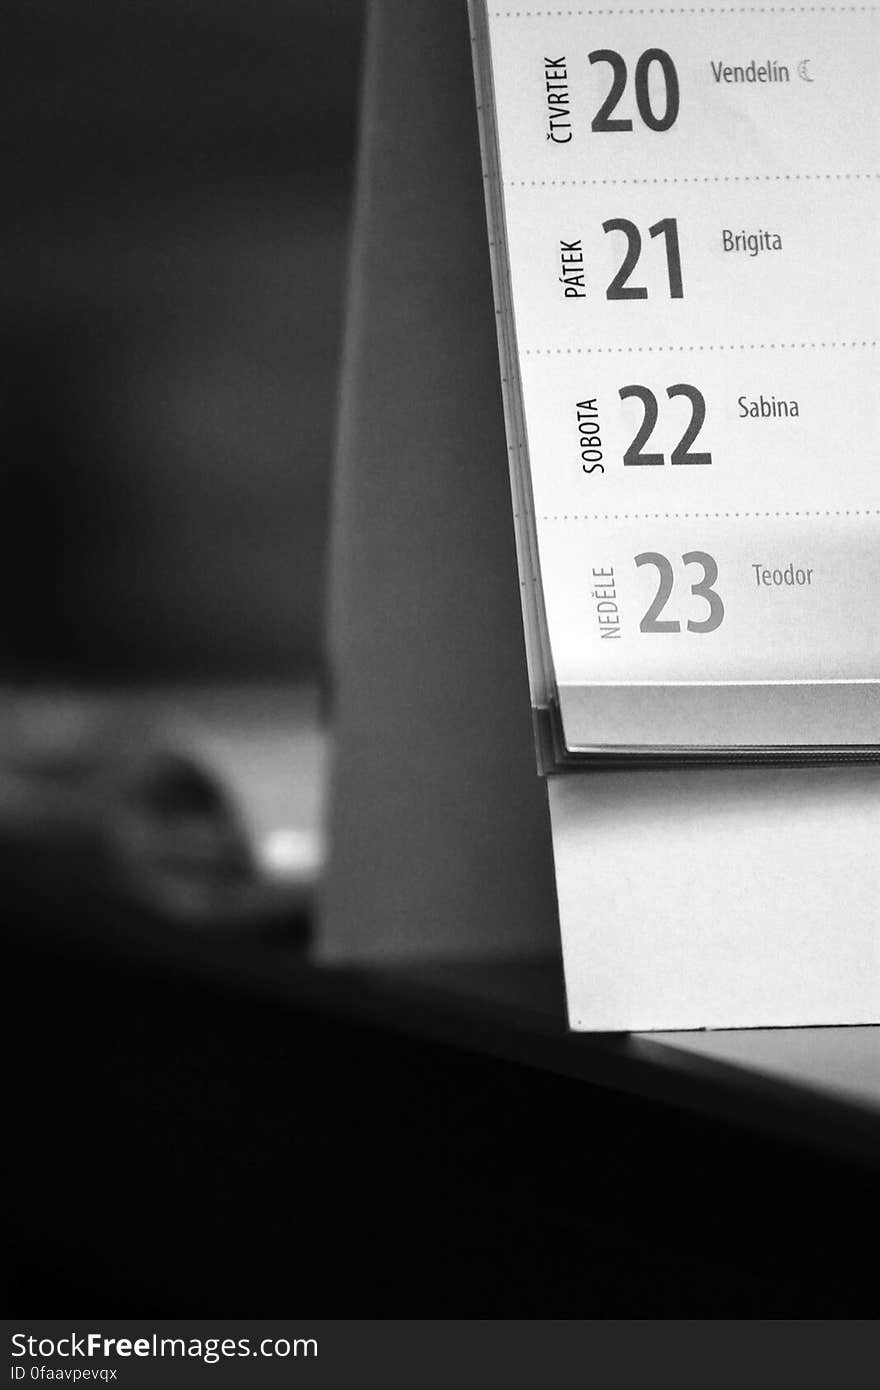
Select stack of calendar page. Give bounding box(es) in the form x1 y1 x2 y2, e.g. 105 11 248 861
469 0 878 765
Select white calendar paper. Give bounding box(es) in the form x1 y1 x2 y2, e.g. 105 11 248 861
470 1 880 1029
472 1 879 755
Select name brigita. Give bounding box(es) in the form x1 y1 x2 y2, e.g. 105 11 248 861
722 229 782 256
711 59 790 84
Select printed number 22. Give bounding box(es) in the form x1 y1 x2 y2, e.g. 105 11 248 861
635 551 724 633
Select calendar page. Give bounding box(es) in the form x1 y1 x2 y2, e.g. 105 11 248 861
474 2 878 752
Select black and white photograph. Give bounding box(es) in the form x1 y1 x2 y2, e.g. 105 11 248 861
5 0 879 1367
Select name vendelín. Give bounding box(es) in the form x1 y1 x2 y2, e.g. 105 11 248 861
711 58 790 84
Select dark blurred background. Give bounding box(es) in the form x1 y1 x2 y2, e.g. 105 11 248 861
1 0 364 683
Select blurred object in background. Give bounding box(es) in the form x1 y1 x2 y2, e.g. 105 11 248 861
0 2 361 946
0 685 326 939
1 0 364 683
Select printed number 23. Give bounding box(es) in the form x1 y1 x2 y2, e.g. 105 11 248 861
635 551 724 633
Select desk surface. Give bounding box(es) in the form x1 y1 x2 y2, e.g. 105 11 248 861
347 960 879 1162
14 920 879 1315
23 907 874 1166
399 958 879 1111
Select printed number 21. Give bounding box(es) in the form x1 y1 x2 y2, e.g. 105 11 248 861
635 551 724 633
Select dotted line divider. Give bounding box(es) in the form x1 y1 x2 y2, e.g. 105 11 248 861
506 174 879 186
492 8 877 17
523 341 876 353
539 509 880 519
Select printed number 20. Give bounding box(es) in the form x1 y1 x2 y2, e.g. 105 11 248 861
589 49 680 132
635 551 724 633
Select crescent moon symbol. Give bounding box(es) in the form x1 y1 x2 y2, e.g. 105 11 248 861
797 58 814 82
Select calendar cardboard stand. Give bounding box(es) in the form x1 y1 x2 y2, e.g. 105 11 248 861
322 0 878 1127
323 0 559 964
